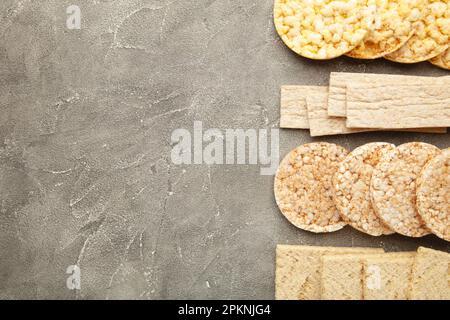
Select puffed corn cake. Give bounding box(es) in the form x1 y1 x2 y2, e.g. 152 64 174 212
371 142 441 237
416 148 450 242
274 0 377 59
333 142 395 236
274 142 349 233
385 0 450 63
348 0 424 59
429 46 450 69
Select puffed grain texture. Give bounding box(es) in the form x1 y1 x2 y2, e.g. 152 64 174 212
333 142 395 236
416 148 450 241
347 0 422 59
275 245 384 300
274 142 349 232
346 83 450 128
274 0 376 59
280 85 325 129
363 253 415 300
385 0 450 63
430 47 450 69
371 142 441 237
410 247 450 300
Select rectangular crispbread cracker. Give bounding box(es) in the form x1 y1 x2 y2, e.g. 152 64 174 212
346 84 450 129
275 245 383 300
306 88 370 137
280 85 325 129
328 72 450 117
410 247 450 300
363 253 415 300
321 252 414 300
305 90 445 136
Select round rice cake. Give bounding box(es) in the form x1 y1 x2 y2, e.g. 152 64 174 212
274 0 377 59
385 0 450 63
347 0 423 59
332 142 395 236
416 148 449 242
429 47 450 69
274 142 349 233
371 142 441 237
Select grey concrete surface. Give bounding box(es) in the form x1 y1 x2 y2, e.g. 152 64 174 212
0 0 448 300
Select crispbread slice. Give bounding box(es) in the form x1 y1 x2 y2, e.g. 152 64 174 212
321 252 413 300
275 245 384 300
410 247 450 300
321 253 376 300
306 88 446 136
327 72 450 117
306 88 370 137
280 85 325 129
346 83 450 129
363 253 415 300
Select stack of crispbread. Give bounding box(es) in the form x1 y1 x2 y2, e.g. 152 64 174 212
276 245 450 300
280 72 450 137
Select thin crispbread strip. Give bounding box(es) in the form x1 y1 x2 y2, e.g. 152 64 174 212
275 245 384 300
363 253 415 300
305 89 446 136
321 252 413 300
306 88 371 137
346 83 450 129
280 85 325 129
328 72 450 117
410 247 450 300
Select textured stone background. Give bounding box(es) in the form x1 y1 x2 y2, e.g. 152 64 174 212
0 0 448 299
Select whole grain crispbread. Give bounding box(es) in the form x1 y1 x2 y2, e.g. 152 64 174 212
275 245 384 300
363 253 415 300
410 247 450 300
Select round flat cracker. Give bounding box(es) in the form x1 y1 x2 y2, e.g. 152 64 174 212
333 142 395 236
347 0 422 59
371 142 441 237
385 0 450 63
274 0 376 59
274 142 349 233
416 148 449 242
429 47 450 69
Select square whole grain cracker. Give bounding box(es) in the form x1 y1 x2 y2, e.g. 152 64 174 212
328 72 450 117
305 89 446 136
346 83 450 129
275 245 384 300
410 247 450 300
321 252 414 300
363 253 415 300
280 85 326 129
